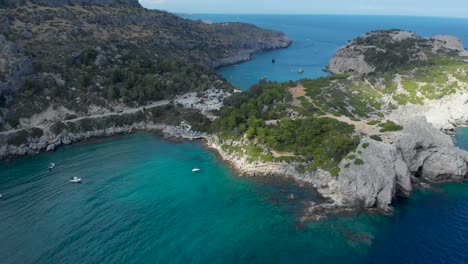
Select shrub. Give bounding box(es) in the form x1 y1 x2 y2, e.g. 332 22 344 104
354 158 365 165
29 127 44 138
370 135 383 142
362 143 370 149
7 130 29 146
367 120 380 126
379 120 403 132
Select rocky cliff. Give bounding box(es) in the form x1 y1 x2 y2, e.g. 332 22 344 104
337 117 468 214
327 29 467 75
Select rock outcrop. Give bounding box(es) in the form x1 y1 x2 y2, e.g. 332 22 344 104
432 35 465 51
327 30 466 75
337 139 412 213
395 118 468 182
387 93 468 133
336 117 468 213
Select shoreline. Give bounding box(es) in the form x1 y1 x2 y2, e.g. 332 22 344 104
0 117 467 221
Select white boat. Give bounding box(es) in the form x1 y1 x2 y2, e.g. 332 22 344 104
48 163 55 170
192 167 201 172
0 193 2 199
298 68 304 73
69 177 82 183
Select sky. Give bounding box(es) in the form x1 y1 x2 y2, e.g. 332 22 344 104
139 0 468 18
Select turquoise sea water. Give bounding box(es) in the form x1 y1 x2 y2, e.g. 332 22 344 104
1 15 468 264
189 15 468 89
0 131 467 264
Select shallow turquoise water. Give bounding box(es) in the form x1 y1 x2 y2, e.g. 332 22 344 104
0 132 467 263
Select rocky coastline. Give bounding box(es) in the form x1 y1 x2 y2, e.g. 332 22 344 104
202 93 468 219
1 92 467 220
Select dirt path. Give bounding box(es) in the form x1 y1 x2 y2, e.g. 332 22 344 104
288 84 381 135
0 99 170 136
69 99 170 123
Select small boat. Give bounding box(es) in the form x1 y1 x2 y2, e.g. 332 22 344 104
0 193 2 199
272 58 276 64
192 167 201 172
298 68 304 73
69 177 82 183
48 163 55 170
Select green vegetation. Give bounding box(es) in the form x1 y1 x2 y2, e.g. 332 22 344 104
367 120 381 126
362 143 370 149
295 57 468 119
370 135 383 142
1 127 44 146
48 104 208 135
379 120 403 132
2 2 290 128
354 158 365 166
212 82 360 175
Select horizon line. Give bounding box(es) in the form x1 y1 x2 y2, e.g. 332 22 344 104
148 9 468 20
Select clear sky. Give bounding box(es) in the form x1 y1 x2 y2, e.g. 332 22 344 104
138 0 468 18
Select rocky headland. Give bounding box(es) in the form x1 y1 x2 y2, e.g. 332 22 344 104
206 30 468 218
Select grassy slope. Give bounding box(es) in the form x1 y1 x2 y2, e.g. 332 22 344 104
211 57 468 176
302 58 468 118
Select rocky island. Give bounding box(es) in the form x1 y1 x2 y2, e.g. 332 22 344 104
0 1 467 219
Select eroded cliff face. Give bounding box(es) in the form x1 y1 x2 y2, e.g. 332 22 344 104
336 117 468 213
337 139 412 213
326 30 467 75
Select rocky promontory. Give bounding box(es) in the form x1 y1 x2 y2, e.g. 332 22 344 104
208 30 468 217
327 29 468 75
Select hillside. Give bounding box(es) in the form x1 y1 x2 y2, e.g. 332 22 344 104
327 29 468 75
0 0 291 130
210 30 468 215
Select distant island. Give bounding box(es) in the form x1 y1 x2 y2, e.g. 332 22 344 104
1 1 468 219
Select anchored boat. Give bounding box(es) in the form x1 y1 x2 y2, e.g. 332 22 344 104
69 177 82 183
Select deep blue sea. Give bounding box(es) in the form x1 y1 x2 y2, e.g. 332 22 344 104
190 14 468 89
1 15 468 264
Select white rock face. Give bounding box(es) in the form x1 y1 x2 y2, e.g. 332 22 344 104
337 139 412 213
391 31 417 41
388 93 468 132
432 35 465 51
395 118 468 182
326 45 375 75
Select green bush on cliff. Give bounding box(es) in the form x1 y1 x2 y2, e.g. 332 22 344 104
379 120 403 132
